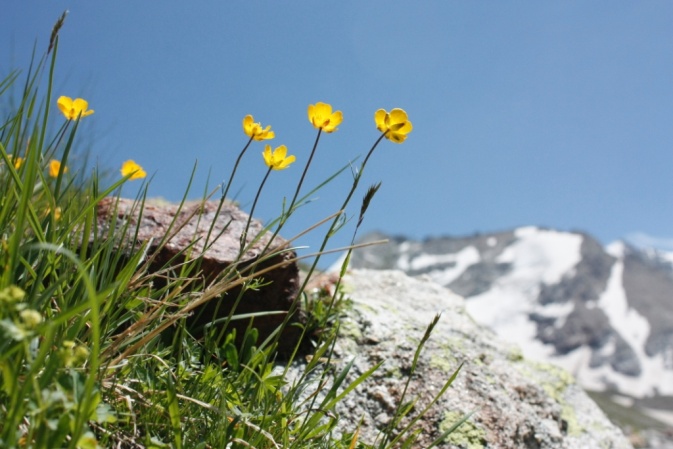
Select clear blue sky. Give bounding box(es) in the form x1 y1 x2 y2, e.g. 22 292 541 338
3 2 672 265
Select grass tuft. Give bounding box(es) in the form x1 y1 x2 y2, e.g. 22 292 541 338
0 16 465 449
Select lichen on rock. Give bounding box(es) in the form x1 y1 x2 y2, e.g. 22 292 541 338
282 269 633 448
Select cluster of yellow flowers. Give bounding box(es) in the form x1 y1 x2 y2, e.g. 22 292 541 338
244 102 412 172
49 97 412 181
56 96 146 181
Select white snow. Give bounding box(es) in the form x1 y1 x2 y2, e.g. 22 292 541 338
552 249 673 397
466 227 583 361
500 227 584 285
590 256 670 396
410 246 481 286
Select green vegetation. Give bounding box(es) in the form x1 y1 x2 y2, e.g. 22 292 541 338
0 16 462 448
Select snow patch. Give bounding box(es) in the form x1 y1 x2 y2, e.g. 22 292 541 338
411 246 481 286
501 227 583 285
466 228 583 363
551 257 673 397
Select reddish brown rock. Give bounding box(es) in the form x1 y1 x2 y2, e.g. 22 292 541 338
95 197 301 351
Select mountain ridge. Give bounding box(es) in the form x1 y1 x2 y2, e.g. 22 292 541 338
338 226 673 400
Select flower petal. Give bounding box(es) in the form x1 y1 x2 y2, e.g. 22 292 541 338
263 145 273 167
307 104 315 123
49 160 68 177
398 121 413 134
57 96 74 119
314 102 332 118
121 160 147 180
278 154 296 169
389 108 408 124
243 115 253 131
374 109 388 132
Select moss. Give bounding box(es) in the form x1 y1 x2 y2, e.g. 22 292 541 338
439 411 486 449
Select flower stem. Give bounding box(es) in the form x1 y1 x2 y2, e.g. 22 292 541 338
221 136 254 202
302 131 387 272
285 129 322 218
239 167 272 257
201 136 255 254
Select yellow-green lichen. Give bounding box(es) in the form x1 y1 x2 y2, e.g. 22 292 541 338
515 359 584 436
337 318 362 341
428 339 461 373
429 354 457 372
440 411 486 449
507 347 524 362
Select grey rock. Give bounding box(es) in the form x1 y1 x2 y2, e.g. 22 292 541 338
622 247 673 361
285 270 632 448
344 228 673 400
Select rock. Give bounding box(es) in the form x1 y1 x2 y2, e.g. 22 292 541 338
284 269 633 448
94 197 300 349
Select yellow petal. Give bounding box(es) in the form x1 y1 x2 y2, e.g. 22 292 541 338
307 104 315 123
57 96 74 119
314 102 332 117
329 111 343 129
278 154 296 170
121 160 147 180
263 145 273 167
73 98 93 117
374 109 388 132
243 115 253 132
260 126 275 140
49 160 67 177
389 108 408 124
387 132 407 143
398 121 413 134
274 145 287 160
57 96 73 109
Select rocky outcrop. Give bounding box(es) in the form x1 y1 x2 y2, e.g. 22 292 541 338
285 269 632 448
94 197 301 349
341 228 673 400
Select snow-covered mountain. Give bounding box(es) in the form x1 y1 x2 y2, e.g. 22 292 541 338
340 226 673 399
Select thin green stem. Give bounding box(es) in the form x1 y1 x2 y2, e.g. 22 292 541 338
285 128 322 219
257 128 322 265
221 135 254 203
240 167 272 257
202 135 255 255
321 131 387 248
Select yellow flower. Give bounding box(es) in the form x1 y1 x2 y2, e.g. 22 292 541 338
243 115 275 141
263 145 295 170
20 309 42 328
11 156 24 169
0 285 26 304
308 102 343 133
57 96 94 120
48 207 62 221
374 108 413 143
121 160 147 180
48 160 68 178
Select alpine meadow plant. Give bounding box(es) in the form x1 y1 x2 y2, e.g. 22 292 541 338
0 14 465 449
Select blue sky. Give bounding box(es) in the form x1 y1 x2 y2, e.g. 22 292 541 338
3 2 673 264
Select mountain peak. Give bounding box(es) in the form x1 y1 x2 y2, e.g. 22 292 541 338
344 226 673 399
